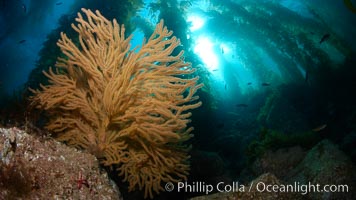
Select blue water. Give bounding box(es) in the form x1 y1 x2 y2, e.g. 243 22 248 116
0 0 355 96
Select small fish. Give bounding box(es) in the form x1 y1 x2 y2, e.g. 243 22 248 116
56 2 63 5
236 103 248 107
221 47 224 54
225 83 227 90
18 39 26 44
319 33 330 44
312 124 327 132
21 3 26 13
212 69 219 71
262 82 270 86
247 82 252 85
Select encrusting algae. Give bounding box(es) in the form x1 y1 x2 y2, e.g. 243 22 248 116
29 8 203 198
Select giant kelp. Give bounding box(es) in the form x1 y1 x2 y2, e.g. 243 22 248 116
198 0 352 85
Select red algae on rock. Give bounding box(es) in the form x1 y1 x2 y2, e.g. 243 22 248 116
0 127 122 200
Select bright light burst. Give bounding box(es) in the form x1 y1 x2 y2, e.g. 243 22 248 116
187 15 205 31
193 36 219 72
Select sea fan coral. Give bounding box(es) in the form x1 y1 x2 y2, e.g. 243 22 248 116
29 8 202 198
